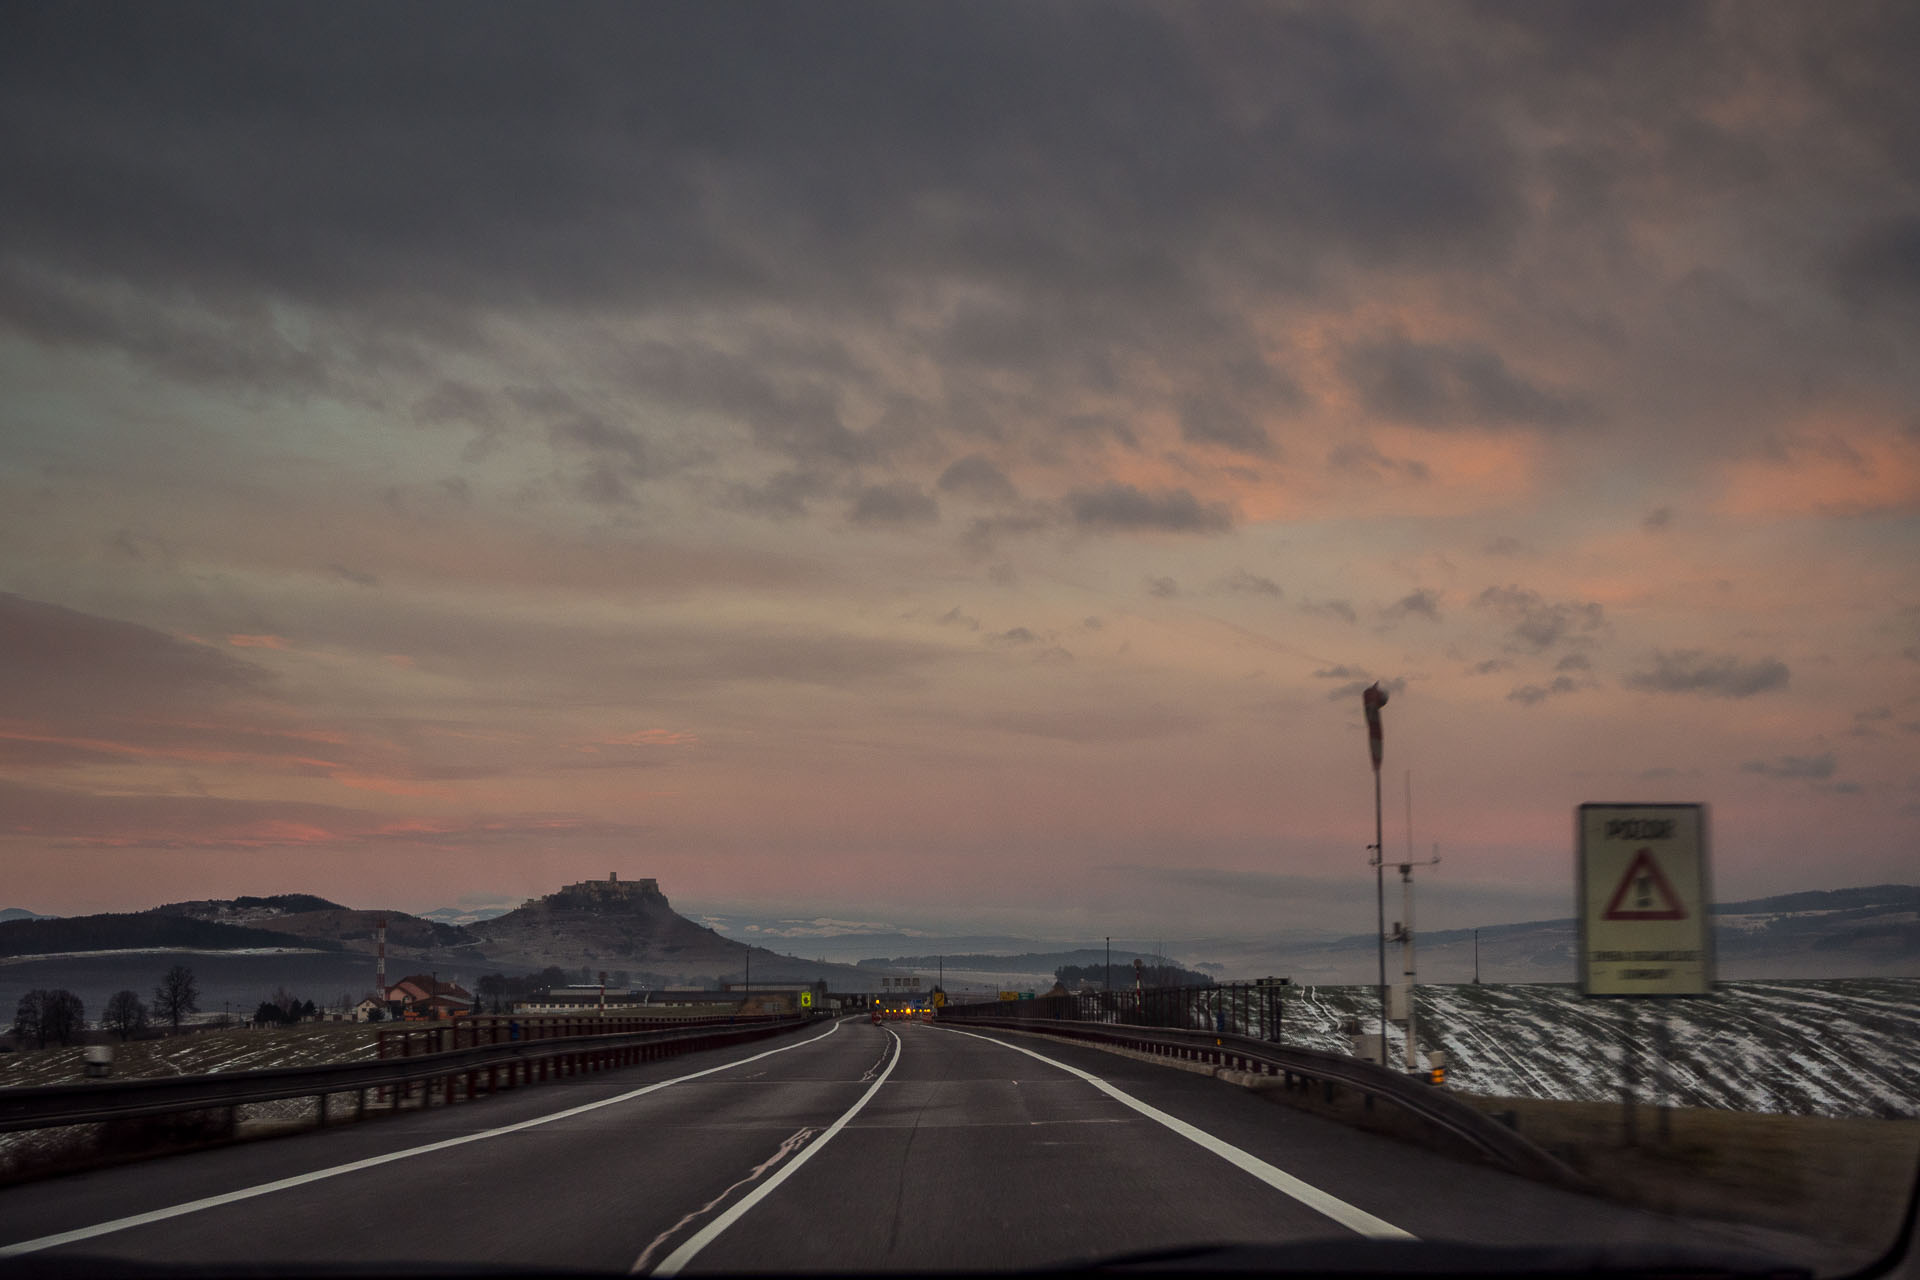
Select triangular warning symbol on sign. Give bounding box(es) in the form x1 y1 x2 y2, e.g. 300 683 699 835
1602 848 1687 921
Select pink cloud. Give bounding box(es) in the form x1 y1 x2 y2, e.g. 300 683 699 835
226 633 291 649
601 728 699 747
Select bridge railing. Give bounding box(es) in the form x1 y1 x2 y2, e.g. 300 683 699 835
939 991 1580 1190
943 982 1293 1040
375 1011 791 1060
0 1015 813 1135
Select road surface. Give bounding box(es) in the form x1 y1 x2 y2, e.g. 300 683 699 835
0 1017 1802 1273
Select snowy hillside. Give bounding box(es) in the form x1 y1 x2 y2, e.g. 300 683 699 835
1276 980 1918 1119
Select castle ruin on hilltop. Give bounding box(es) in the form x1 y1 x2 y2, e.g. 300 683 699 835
520 872 664 911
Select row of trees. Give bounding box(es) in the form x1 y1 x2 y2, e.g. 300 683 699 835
8 964 201 1048
1054 960 1216 990
253 988 318 1025
11 989 86 1047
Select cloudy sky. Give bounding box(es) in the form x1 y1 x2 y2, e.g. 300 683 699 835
2 2 1915 941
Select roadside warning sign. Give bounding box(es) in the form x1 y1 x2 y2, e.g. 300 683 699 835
1601 848 1688 921
1578 803 1713 997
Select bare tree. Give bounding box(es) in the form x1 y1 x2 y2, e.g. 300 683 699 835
37 991 85 1046
104 990 149 1041
12 990 47 1048
152 964 199 1032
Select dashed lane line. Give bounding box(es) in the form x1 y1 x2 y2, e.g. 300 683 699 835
645 1027 903 1276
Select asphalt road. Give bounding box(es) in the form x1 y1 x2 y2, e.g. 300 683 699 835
0 1017 1811 1274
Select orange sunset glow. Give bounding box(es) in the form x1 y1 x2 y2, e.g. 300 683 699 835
0 3 1914 946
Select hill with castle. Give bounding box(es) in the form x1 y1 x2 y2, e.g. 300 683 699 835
0 874 883 991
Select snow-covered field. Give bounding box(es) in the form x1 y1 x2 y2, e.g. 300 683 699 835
1275 979 1918 1119
0 1024 386 1178
0 1023 380 1087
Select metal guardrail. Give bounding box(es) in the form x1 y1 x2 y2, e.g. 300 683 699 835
0 1016 813 1134
939 1011 1582 1189
951 982 1292 1038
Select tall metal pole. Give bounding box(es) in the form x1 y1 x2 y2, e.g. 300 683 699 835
1364 683 1390 1067
1105 937 1111 991
1401 864 1417 1070
1473 929 1480 984
1374 769 1387 1062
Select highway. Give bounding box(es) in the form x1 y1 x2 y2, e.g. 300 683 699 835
0 1017 1801 1274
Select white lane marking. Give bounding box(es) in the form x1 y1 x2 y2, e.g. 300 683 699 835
0 1019 847 1260
648 1027 902 1276
938 1026 1415 1241
630 1126 820 1275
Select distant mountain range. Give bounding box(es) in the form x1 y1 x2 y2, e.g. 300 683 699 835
418 905 513 926
1189 883 1920 984
0 878 892 989
3 882 1912 990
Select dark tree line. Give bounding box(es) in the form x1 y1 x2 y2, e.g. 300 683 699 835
11 989 85 1047
1054 960 1215 990
6 963 205 1051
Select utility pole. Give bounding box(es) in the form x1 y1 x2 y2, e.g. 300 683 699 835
1105 937 1110 992
1473 929 1481 984
1363 684 1390 1066
1390 844 1441 1071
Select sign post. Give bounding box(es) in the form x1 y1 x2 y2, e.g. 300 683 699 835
1578 802 1712 1147
1577 803 1713 997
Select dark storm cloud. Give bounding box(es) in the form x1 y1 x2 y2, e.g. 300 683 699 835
1299 598 1358 624
1177 393 1273 457
1474 585 1605 652
1626 650 1790 698
937 455 1021 506
1508 676 1585 707
848 482 940 526
327 564 380 588
1836 215 1920 325
411 380 499 429
724 469 836 520
548 414 658 504
1327 441 1430 482
1215 570 1282 598
1066 485 1233 534
0 4 1521 359
1339 331 1591 430
1382 589 1442 622
621 341 865 467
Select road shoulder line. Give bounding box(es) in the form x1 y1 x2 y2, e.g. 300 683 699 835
937 1025 1415 1241
0 1019 848 1260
